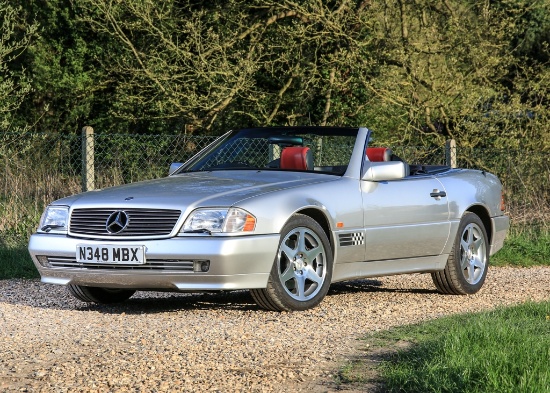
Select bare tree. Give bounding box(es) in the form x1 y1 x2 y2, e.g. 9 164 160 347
0 1 39 131
77 0 381 132
76 0 549 148
361 0 524 145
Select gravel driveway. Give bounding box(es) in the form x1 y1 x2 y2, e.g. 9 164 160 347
1 266 549 392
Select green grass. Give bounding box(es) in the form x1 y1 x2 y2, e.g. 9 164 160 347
0 237 39 279
334 225 549 392
492 225 550 266
340 301 550 393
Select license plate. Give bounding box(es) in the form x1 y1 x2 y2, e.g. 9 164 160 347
76 245 146 265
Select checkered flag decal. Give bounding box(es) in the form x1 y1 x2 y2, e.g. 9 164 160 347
338 232 365 247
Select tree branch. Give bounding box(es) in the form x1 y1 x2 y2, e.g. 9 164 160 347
266 73 295 124
321 68 336 126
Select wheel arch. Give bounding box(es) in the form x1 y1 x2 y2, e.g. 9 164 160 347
465 205 492 245
294 207 334 252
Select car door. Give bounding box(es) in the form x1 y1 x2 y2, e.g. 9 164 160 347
361 175 450 261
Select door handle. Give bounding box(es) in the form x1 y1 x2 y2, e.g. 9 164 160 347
430 189 447 199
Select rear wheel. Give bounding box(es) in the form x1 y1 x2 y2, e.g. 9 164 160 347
432 212 489 295
68 285 136 304
251 214 333 311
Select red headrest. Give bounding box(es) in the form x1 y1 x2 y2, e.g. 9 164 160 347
280 147 313 170
366 147 392 162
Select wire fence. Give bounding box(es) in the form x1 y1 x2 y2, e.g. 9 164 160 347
1 131 548 245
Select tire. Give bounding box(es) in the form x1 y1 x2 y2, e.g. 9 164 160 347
431 212 489 295
250 214 333 311
67 285 136 304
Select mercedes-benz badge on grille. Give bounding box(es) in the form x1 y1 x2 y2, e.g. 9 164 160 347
105 211 129 234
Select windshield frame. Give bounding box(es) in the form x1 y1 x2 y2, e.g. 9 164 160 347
173 127 360 176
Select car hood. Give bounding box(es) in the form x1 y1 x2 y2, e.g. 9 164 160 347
55 171 338 210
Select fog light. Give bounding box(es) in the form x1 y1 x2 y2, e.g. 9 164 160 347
36 255 50 267
193 260 210 272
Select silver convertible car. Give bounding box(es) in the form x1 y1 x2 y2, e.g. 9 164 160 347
29 127 509 311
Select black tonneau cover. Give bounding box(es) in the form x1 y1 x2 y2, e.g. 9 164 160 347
409 164 451 176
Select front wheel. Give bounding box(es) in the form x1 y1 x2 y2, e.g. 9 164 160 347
431 212 489 295
251 214 333 311
68 285 136 304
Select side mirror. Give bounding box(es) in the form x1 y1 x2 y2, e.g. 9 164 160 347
169 162 183 176
362 161 406 181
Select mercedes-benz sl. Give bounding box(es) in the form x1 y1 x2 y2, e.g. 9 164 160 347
28 127 509 311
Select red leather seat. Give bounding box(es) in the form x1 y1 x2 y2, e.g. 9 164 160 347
366 147 392 162
280 147 313 170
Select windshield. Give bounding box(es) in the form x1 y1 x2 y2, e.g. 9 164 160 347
177 127 359 175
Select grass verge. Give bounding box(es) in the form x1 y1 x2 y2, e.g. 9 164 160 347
337 301 550 393
491 225 549 267
0 237 39 279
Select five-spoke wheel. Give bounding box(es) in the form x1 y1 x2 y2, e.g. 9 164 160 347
432 212 489 295
251 214 333 311
277 225 327 301
459 221 487 285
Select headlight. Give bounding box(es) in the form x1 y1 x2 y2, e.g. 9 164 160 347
38 206 69 233
181 208 256 233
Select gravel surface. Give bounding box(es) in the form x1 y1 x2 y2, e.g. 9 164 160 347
1 266 549 392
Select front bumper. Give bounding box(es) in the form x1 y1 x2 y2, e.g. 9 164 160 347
28 233 280 291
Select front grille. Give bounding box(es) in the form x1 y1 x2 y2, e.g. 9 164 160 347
70 208 181 237
46 256 194 271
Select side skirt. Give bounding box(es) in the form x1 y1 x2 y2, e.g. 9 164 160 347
332 254 448 283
